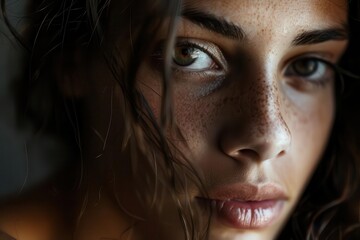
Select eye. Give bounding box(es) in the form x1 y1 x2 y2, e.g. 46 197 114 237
150 38 228 96
172 41 221 71
285 57 335 84
291 59 320 77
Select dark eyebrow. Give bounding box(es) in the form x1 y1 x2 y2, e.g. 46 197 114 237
182 9 245 40
292 28 348 46
181 9 348 46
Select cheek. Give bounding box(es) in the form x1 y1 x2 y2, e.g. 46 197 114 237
174 80 335 196
137 59 335 193
277 87 335 198
173 94 213 148
136 66 210 154
173 88 227 153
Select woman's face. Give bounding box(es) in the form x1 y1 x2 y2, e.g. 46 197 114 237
134 0 348 239
84 0 348 239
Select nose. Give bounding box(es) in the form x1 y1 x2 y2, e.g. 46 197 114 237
219 79 291 163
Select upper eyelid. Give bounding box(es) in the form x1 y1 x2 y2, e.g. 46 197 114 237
282 54 338 73
286 50 341 64
291 56 336 68
151 39 217 59
176 41 211 56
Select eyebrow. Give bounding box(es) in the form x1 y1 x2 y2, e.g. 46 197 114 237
182 9 245 40
291 28 348 46
182 9 348 45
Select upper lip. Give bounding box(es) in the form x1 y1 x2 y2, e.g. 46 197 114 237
202 183 288 202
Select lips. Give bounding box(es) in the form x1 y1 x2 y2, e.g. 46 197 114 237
197 183 287 229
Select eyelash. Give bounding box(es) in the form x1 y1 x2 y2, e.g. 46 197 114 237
152 39 337 89
152 39 225 72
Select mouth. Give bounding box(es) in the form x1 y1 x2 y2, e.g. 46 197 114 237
196 183 287 229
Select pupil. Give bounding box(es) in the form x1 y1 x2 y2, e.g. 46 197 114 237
295 59 317 76
181 47 192 57
173 47 197 66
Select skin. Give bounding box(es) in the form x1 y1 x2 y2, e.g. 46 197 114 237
135 0 348 239
0 0 349 240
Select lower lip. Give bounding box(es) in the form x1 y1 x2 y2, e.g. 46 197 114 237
203 199 284 229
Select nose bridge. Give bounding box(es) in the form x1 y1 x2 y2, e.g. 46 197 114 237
248 74 286 138
220 69 291 162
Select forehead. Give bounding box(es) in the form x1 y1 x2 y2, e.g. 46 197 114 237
182 0 348 29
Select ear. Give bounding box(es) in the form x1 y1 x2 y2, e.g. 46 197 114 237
54 49 89 98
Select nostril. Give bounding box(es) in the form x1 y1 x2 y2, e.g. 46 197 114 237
277 150 286 158
230 148 260 161
219 121 291 163
228 146 288 163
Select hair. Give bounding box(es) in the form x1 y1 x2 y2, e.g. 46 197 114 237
1 0 360 239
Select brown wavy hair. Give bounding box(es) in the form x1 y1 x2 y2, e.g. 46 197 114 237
1 0 360 239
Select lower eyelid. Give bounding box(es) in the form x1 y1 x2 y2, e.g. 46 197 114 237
172 68 224 77
284 70 334 91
